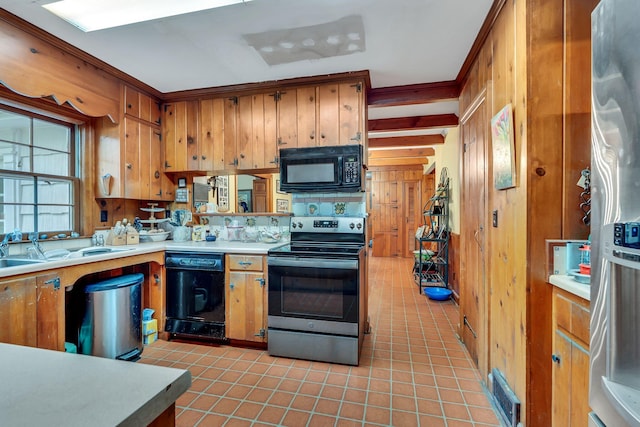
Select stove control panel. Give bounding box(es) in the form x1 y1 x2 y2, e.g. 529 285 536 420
290 216 364 234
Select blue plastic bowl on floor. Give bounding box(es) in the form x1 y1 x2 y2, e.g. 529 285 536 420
424 287 452 301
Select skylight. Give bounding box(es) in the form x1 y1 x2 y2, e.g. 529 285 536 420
42 0 253 32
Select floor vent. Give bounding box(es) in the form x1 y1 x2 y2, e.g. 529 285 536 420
489 368 521 427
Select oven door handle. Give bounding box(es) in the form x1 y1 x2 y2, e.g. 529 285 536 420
268 257 358 270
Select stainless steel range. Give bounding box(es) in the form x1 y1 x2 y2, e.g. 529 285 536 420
267 216 366 365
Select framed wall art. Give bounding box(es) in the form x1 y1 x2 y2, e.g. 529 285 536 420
276 198 289 213
491 104 516 190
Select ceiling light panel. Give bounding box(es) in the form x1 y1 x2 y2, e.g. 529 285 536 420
244 15 365 66
43 0 252 32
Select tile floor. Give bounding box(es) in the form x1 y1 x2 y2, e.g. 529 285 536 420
141 257 501 426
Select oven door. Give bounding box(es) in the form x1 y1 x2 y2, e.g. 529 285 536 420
267 256 359 336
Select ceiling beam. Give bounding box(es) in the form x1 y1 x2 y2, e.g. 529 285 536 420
368 134 444 148
367 80 460 107
368 114 458 132
367 157 429 167
368 147 435 158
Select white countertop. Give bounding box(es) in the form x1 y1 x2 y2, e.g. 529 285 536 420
0 343 191 427
0 240 288 278
549 274 591 301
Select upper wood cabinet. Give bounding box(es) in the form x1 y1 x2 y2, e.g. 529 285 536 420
96 86 171 201
162 77 366 174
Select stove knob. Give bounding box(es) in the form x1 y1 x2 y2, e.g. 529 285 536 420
357 223 362 229
349 223 355 229
297 222 303 229
291 222 297 229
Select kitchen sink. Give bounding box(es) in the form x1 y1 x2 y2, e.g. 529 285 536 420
70 246 137 258
0 258 47 268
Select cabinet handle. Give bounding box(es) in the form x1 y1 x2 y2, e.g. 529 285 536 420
187 136 194 145
551 354 561 364
228 158 238 166
127 103 132 109
277 137 287 146
192 155 198 160
238 261 253 267
126 163 132 169
254 328 266 337
269 157 279 165
255 278 265 287
201 156 206 160
154 171 160 179
229 282 234 290
310 131 315 140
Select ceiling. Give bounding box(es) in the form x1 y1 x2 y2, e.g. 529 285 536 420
0 0 495 149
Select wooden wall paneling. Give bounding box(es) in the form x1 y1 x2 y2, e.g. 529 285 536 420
526 0 565 424
0 18 120 121
562 0 599 239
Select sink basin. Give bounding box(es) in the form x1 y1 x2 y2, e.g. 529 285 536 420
69 246 136 258
0 258 46 268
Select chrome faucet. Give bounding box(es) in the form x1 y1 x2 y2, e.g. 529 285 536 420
29 236 47 260
0 234 9 258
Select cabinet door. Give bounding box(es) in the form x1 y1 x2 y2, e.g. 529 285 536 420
338 81 363 145
0 277 37 347
263 92 279 167
223 97 238 170
570 343 590 426
163 102 188 172
317 83 340 146
201 98 225 172
148 126 169 200
124 86 140 118
296 86 317 147
277 89 297 149
124 117 143 199
250 94 268 169
236 95 254 169
552 331 571 426
36 273 62 351
184 100 202 171
226 271 266 342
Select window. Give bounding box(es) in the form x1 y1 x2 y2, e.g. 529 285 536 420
0 106 77 237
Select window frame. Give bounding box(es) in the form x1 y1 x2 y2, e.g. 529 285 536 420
0 102 80 238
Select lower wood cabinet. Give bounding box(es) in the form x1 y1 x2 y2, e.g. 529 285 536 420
225 254 267 343
0 273 62 350
551 287 590 426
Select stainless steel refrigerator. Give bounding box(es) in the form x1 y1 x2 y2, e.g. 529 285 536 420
590 0 640 425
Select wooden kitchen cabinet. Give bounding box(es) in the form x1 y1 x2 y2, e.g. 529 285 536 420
163 100 199 173
551 287 591 426
96 86 171 201
0 273 62 350
296 81 365 148
225 254 267 343
0 276 37 347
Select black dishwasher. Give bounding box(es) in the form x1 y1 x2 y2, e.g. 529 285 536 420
165 252 226 339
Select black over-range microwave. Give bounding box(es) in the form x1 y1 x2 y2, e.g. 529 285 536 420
278 144 364 193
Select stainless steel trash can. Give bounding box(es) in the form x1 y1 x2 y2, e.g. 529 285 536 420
79 273 143 361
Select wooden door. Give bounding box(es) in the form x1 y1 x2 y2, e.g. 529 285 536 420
226 271 266 342
252 178 270 213
460 94 488 375
0 277 37 346
402 180 421 258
